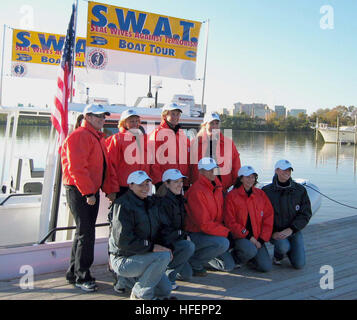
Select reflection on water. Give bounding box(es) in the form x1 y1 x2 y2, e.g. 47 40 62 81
1 127 356 224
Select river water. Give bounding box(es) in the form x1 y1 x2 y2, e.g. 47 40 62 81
1 126 356 225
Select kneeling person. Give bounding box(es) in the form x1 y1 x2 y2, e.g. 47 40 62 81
156 169 195 289
108 171 173 300
262 160 312 269
224 166 274 272
185 157 235 276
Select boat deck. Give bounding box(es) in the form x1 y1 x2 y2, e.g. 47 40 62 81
1 215 357 300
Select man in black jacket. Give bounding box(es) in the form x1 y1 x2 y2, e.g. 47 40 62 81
262 160 312 269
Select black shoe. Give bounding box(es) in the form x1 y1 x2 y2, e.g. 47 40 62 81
66 272 76 284
193 268 207 277
75 280 98 292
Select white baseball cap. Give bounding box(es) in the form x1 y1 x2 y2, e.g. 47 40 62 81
162 102 183 113
162 169 187 182
120 109 139 121
275 159 294 171
198 157 219 171
83 104 110 115
238 165 257 177
203 112 220 124
127 170 152 184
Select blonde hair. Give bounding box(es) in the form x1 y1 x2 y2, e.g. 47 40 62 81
161 110 170 122
118 116 140 130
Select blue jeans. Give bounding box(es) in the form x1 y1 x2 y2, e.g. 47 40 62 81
110 251 171 299
166 240 195 282
188 232 234 272
271 231 305 269
233 238 272 272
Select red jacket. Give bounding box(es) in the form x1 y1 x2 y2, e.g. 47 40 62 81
190 131 241 192
224 186 274 242
106 127 151 190
61 120 115 196
149 120 190 184
184 175 230 237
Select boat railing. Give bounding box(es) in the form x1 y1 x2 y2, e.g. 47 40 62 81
38 222 110 245
0 192 38 206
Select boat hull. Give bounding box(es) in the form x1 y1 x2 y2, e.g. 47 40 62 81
318 128 356 144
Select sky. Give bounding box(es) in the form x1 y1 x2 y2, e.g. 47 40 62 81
0 0 356 115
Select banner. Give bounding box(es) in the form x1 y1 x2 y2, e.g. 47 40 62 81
11 28 117 84
86 1 202 80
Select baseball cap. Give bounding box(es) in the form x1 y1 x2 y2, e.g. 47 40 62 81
238 165 257 177
162 169 187 182
162 102 183 113
83 104 110 116
127 170 152 184
203 112 220 124
120 109 139 121
198 157 219 171
275 159 294 171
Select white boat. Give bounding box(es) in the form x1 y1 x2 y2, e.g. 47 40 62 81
0 103 202 280
318 124 357 144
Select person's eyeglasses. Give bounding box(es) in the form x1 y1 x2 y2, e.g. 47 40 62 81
91 114 106 119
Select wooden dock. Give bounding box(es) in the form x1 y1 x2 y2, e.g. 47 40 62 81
1 215 356 300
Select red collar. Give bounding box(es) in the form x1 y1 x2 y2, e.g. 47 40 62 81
82 120 105 139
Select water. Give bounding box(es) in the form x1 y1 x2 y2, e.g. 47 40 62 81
1 126 356 224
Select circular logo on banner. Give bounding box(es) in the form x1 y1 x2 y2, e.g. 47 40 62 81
12 63 27 77
87 48 107 69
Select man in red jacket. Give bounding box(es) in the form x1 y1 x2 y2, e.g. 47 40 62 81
61 104 116 292
184 157 234 276
149 103 190 190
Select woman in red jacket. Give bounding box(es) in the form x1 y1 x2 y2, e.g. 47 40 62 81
224 165 274 272
149 103 190 190
61 104 116 291
185 157 235 276
106 109 151 199
190 112 241 193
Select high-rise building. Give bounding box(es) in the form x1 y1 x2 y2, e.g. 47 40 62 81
274 105 286 118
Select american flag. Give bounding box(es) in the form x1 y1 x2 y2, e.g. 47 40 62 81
51 4 76 148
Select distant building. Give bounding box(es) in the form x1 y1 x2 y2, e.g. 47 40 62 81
288 109 307 117
274 105 286 118
232 102 270 119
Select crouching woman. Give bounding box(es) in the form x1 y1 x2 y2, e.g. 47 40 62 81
108 170 173 300
224 166 274 272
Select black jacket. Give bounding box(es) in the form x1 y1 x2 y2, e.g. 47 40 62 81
262 175 312 233
156 190 188 249
108 189 161 257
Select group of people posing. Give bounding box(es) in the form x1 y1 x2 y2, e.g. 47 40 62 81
61 103 312 300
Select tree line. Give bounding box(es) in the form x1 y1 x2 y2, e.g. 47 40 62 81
220 105 356 131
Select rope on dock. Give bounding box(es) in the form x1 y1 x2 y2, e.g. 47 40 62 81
305 184 357 210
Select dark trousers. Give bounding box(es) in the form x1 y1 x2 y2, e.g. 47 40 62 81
65 185 100 283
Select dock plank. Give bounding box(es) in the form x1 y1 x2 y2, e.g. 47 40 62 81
1 215 357 300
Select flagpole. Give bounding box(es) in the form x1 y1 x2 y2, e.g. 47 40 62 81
49 2 78 242
201 19 209 113
0 24 7 106
70 0 79 103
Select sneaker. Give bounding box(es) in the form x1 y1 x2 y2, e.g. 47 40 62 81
234 264 241 269
273 257 282 265
113 281 126 294
193 268 207 277
130 291 145 300
75 280 98 292
171 282 179 290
